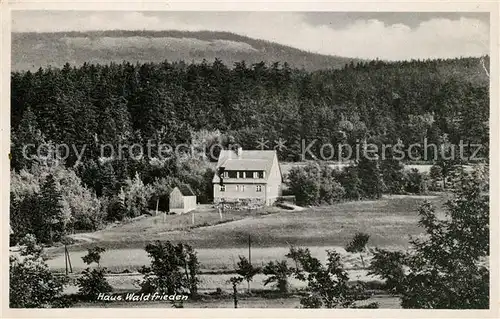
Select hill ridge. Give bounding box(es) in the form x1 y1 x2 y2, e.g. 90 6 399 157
12 30 359 71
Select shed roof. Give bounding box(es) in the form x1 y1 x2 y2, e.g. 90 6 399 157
174 184 196 197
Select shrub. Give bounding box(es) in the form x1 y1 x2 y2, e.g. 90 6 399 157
229 276 244 308
139 241 200 296
9 234 67 308
429 165 444 191
319 165 346 204
81 247 106 267
287 164 321 206
405 169 428 194
103 195 127 222
77 246 112 301
286 246 374 308
287 163 345 206
262 260 293 293
345 232 370 268
235 256 261 294
122 172 154 218
77 268 113 301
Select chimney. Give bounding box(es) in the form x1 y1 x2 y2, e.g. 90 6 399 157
236 146 243 159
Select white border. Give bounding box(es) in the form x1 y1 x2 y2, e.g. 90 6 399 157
1 1 498 318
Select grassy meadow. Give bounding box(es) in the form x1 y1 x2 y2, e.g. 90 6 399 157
46 194 447 273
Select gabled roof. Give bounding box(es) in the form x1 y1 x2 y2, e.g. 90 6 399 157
212 150 278 184
223 159 269 171
174 184 196 197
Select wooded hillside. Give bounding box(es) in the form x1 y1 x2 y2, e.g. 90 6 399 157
10 56 489 238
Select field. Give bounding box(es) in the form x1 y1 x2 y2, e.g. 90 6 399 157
41 194 447 308
46 194 447 273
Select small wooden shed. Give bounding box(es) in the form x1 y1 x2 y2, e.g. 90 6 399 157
169 185 197 214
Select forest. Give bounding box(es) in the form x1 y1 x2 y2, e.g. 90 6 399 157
10 57 490 242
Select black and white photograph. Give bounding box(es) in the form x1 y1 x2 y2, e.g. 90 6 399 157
4 3 497 315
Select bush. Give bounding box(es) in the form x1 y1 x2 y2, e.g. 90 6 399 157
77 246 112 300
345 232 370 268
404 169 428 194
429 165 444 191
320 171 346 204
287 164 321 206
103 195 127 222
122 172 154 218
9 234 67 308
150 177 176 212
235 256 261 294
339 166 362 200
77 268 113 301
286 246 374 308
262 260 293 293
139 241 200 296
287 163 345 206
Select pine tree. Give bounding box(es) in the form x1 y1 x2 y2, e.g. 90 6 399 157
341 166 362 200
381 152 406 194
357 155 384 199
37 174 65 243
11 108 46 171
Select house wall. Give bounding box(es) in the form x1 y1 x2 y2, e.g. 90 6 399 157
266 155 282 205
213 183 267 204
170 188 197 214
169 188 184 212
183 196 197 213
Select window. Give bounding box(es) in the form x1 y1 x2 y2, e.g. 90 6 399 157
242 171 246 178
220 185 225 192
236 171 240 178
253 172 258 179
236 185 245 192
223 171 229 178
256 185 262 192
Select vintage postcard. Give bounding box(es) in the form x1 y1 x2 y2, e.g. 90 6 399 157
2 1 498 318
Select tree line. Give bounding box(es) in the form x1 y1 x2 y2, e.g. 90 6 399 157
11 57 489 167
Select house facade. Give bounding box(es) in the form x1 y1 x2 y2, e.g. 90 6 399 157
212 148 282 207
169 185 197 214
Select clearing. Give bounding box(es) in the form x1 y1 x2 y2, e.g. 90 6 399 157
46 194 447 273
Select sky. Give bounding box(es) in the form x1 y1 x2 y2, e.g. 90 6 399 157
11 11 490 60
